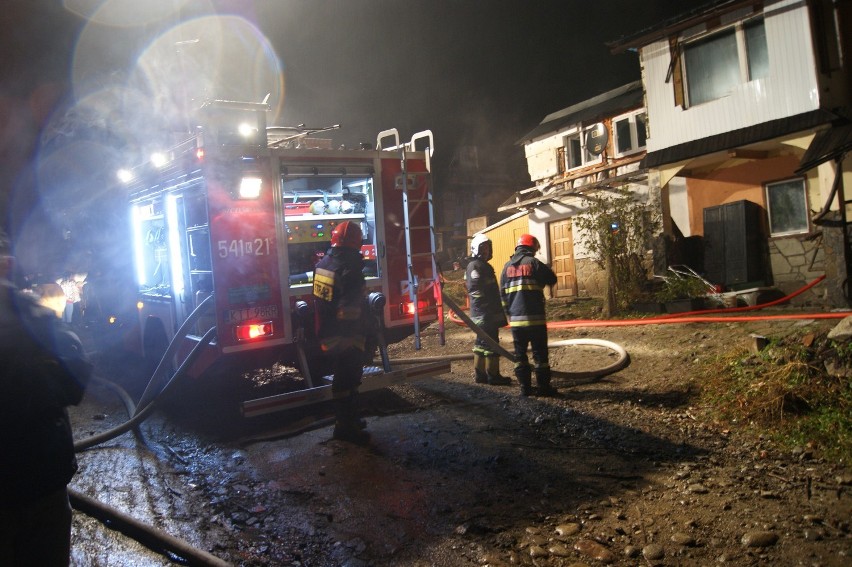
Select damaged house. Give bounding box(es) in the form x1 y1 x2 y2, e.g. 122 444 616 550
500 80 662 298
610 0 851 306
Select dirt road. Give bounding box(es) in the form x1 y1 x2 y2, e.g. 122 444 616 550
69 314 851 566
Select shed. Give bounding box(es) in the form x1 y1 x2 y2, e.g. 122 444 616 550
471 210 530 274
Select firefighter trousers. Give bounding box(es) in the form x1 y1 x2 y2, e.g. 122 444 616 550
510 325 550 386
330 346 365 423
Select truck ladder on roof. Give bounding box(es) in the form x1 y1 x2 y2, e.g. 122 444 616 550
377 129 444 350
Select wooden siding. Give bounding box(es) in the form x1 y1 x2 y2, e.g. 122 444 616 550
481 214 529 275
642 0 820 153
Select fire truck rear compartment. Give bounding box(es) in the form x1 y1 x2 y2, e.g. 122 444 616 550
122 102 443 414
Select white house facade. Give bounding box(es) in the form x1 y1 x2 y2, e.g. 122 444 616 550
611 0 851 305
501 81 661 298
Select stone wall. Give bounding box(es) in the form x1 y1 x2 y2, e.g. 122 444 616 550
575 257 606 297
576 235 832 306
576 237 829 305
768 235 826 305
575 251 657 299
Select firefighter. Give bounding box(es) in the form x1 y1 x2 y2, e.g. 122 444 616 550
465 233 510 385
500 234 558 397
313 221 372 444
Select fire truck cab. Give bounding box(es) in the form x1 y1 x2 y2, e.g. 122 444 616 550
124 100 447 415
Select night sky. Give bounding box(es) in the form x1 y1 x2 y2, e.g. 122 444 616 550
0 0 696 273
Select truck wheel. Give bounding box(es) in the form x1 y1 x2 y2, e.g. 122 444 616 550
142 318 170 375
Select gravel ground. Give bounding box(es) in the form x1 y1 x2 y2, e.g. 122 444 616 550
68 311 851 566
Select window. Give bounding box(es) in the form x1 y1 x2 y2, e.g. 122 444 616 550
613 111 647 156
765 178 808 236
563 126 603 171
683 17 768 106
567 133 582 169
744 19 768 80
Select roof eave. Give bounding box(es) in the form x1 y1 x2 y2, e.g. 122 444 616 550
608 0 766 54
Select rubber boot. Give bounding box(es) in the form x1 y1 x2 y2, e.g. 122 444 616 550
514 366 532 397
473 352 488 384
332 394 371 445
485 356 511 386
535 367 559 397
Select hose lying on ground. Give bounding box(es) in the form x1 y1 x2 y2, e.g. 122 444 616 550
547 338 630 380
441 289 630 380
74 327 217 452
548 275 842 329
68 489 231 567
72 326 232 566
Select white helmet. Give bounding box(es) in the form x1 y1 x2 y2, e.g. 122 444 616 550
470 233 491 257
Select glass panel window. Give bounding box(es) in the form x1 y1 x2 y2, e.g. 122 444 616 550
564 127 604 170
745 18 768 80
615 118 632 154
683 17 768 106
766 178 809 236
684 28 739 105
612 111 647 157
567 134 582 169
636 113 647 148
583 140 597 164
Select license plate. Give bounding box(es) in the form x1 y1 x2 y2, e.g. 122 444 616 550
224 304 279 324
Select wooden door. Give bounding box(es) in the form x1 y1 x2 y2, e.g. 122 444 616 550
548 220 577 297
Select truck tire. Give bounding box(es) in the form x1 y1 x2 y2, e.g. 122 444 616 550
142 318 170 375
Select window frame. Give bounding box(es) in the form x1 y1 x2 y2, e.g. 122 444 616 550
612 110 647 158
765 177 810 237
681 15 768 107
562 126 603 172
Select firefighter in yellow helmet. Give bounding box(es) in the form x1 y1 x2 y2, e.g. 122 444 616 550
465 233 510 385
313 221 371 444
500 234 558 396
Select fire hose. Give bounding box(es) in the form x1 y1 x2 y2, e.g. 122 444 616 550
72 297 232 567
71 275 836 563
439 290 630 380
439 275 847 378
67 489 230 567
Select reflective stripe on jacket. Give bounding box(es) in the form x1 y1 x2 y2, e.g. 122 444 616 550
312 247 368 352
500 246 557 327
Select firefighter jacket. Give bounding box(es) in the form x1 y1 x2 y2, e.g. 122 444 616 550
312 247 370 353
0 282 92 508
465 256 507 328
500 246 557 327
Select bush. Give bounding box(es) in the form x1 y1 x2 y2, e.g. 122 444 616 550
699 334 852 461
573 187 661 315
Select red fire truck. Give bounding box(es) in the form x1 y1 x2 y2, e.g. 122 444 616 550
122 100 448 416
